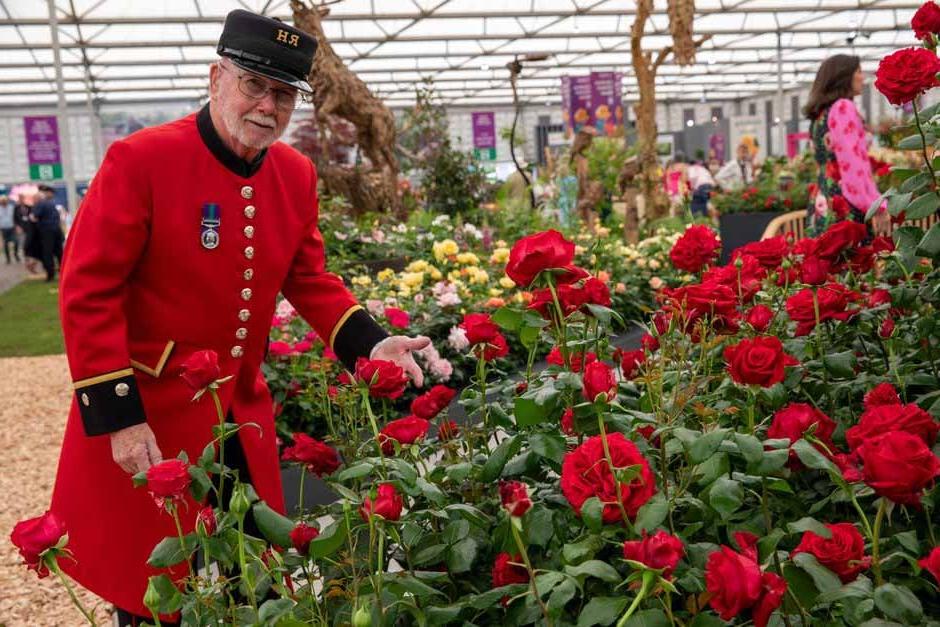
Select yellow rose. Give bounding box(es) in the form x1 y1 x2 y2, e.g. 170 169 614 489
406 259 429 273
499 276 515 289
351 275 372 286
575 245 587 255
596 227 610 237
429 267 443 281
447 270 462 283
648 277 664 290
495 240 508 248
377 268 395 282
401 271 425 288
489 288 503 297
433 239 460 261
490 247 511 264
636 258 647 268
456 252 480 265
649 259 661 270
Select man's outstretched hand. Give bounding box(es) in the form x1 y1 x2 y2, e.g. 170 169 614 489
370 335 432 388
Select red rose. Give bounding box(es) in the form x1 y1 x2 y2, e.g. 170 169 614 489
705 546 763 621
845 403 939 450
764 196 776 210
473 332 509 362
281 433 342 476
561 407 577 436
826 160 842 182
913 2 940 41
636 424 659 446
196 506 217 536
355 357 408 399
857 431 940 505
875 47 940 106
582 277 612 308
622 530 685 578
620 349 645 379
745 305 774 332
146 458 191 506
864 382 901 409
669 224 721 273
437 419 460 441
767 402 837 465
866 289 892 309
499 480 532 517
9 511 67 578
813 221 869 261
290 522 320 555
378 416 430 455
460 313 501 345
561 432 656 523
791 523 870 583
547 346 597 373
786 284 860 336
492 552 529 587
505 229 576 287
831 194 850 220
849 245 876 274
410 385 457 420
383 307 410 329
808 183 819 197
702 255 767 304
582 361 617 403
733 236 789 269
920 546 940 585
641 333 660 352
752 572 787 627
872 236 895 255
180 350 221 392
724 336 799 387
293 339 313 353
833 451 864 483
799 255 830 286
360 483 404 521
268 340 293 358
879 317 895 338
664 282 740 332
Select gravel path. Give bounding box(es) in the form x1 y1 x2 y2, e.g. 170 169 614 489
0 354 113 626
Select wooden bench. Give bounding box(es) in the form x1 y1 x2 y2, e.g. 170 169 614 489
761 209 940 240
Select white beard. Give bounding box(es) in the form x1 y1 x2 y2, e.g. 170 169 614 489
220 106 283 150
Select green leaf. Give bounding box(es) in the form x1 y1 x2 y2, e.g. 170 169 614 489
565 560 623 583
783 563 820 609
480 434 521 482
445 462 471 483
888 192 914 217
416 477 446 506
446 537 478 573
577 596 629 627
530 432 566 465
581 497 605 533
492 306 523 331
787 517 833 539
188 466 212 503
734 433 763 464
903 191 940 220
514 398 547 427
336 461 374 482
753 448 789 475
823 350 857 379
634 494 669 533
897 133 932 151
548 579 578 613
874 583 924 625
147 534 197 568
251 502 294 549
792 552 842 594
816 576 873 605
899 171 932 195
389 457 419 486
709 477 743 518
621 609 669 627
563 534 604 564
689 429 730 464
443 519 470 545
388 574 446 598
199 441 217 469
689 615 728 627
145 574 183 615
258 598 295 622
525 507 555 547
916 223 940 259
792 439 839 474
307 518 348 559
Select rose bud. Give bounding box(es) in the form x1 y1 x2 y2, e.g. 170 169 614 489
499 480 532 517
290 522 320 556
360 483 404 522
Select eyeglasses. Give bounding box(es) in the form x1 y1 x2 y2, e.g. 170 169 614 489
219 62 312 111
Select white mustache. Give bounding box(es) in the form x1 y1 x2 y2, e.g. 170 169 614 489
243 113 276 129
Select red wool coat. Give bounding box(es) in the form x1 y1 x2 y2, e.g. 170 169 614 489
50 106 386 616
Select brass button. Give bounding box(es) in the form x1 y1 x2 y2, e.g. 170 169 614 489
231 346 244 358
81 393 90 406
115 382 130 397
244 205 256 219
241 186 253 199
244 246 254 260
244 226 255 239
241 288 252 301
243 268 254 281
238 308 251 322
235 327 248 340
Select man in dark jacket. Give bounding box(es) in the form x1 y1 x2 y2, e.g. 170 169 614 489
32 184 63 281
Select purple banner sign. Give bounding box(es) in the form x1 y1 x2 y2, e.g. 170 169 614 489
24 116 61 165
561 76 572 137
569 75 592 133
471 111 496 149
709 133 727 163
589 71 617 136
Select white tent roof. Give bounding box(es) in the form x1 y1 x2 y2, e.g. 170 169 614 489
0 0 919 108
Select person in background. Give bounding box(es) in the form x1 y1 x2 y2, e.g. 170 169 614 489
12 194 30 262
663 152 688 213
0 195 18 264
31 184 64 281
686 159 716 217
715 140 757 191
803 54 890 236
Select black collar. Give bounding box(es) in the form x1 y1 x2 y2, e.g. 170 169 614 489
196 104 267 178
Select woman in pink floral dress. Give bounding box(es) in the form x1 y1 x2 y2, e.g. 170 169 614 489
803 55 891 236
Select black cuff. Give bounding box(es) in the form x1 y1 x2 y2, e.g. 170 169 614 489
75 373 147 436
333 309 389 371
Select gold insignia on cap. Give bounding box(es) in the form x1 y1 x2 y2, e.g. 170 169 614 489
276 29 300 47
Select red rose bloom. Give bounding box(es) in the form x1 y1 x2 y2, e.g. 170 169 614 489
355 357 409 399
505 229 576 287
196 506 217 536
492 552 529 587
460 313 501 346
880 317 895 338
831 194 850 220
561 407 577 436
913 1 940 40
582 277 612 307
799 256 830 286
669 224 721 273
410 385 457 420
705 546 763 621
845 403 939 450
752 572 787 627
290 522 320 555
826 160 842 182
546 346 597 373
378 416 430 455
620 349 646 379
875 47 940 106
866 289 892 309
622 530 685 578
281 433 342 477
864 382 901 409
920 546 940 585
663 282 740 333
724 335 799 387
360 483 404 521
745 305 774 332
767 402 837 465
641 333 660 352
268 340 293 358
561 432 656 523
702 254 767 304
812 221 869 261
146 458 191 506
293 339 313 353
10 511 67 578
786 284 860 336
872 236 895 255
833 451 864 483
383 307 410 329
582 361 617 403
791 523 870 583
437 419 460 441
857 431 940 505
473 332 510 362
499 480 532 517
180 349 221 391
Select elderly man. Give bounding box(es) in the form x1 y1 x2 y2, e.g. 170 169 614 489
50 10 428 624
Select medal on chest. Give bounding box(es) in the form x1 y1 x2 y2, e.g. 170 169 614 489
201 202 221 250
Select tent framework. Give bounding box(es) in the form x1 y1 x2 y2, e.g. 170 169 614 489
0 0 919 108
